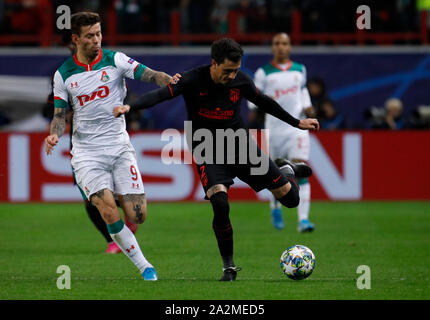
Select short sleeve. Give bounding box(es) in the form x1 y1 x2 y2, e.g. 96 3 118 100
114 51 147 80
300 66 312 108
301 65 307 89
53 70 68 108
248 68 266 110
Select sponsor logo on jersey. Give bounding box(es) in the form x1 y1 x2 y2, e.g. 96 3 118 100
273 85 299 99
229 88 240 103
198 107 234 120
70 82 78 88
76 85 110 107
127 58 135 64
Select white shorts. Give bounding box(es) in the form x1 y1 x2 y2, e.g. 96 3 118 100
268 129 310 161
71 150 145 199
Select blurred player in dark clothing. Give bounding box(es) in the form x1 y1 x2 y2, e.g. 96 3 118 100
114 38 320 281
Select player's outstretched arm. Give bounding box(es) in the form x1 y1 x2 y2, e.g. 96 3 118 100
139 67 181 87
113 85 175 118
45 107 66 155
248 92 319 131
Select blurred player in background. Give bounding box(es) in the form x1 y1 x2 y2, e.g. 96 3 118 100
44 12 178 280
248 33 316 232
44 29 138 255
113 38 319 281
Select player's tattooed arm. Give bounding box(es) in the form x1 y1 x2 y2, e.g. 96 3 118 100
50 107 66 137
140 67 172 87
45 107 66 155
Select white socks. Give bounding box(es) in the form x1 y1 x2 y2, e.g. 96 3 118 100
298 182 311 221
270 195 282 210
109 222 152 273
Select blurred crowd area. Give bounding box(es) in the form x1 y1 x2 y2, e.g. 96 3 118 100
0 0 425 41
0 0 429 131
305 77 430 131
248 76 430 131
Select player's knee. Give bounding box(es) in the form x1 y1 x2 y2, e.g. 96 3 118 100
210 191 230 225
99 205 120 224
277 182 300 208
90 189 119 223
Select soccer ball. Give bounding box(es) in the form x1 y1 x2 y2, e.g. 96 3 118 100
280 245 316 280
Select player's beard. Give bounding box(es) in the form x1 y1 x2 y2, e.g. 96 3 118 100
84 44 100 61
88 47 100 61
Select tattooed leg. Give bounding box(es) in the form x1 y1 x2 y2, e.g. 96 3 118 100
90 188 121 224
118 194 147 224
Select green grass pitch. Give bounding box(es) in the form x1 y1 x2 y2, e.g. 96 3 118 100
0 201 429 300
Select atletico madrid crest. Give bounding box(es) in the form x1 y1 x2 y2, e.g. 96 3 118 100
229 88 240 103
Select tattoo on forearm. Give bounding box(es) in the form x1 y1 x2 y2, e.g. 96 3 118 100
140 67 171 87
50 108 66 136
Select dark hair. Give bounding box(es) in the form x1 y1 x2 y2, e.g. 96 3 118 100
211 38 243 64
71 12 101 36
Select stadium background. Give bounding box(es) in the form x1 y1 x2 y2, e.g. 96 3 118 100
0 0 429 301
0 0 429 202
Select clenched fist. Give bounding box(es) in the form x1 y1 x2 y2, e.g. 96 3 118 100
113 104 130 118
298 118 320 131
45 134 59 155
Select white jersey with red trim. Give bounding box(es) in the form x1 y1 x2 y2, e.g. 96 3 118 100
53 49 146 155
248 60 312 136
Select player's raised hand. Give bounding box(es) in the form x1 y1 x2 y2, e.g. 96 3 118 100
45 134 59 155
298 118 320 131
113 104 130 118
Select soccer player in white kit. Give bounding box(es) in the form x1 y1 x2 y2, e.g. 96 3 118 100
44 12 178 280
248 33 315 232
